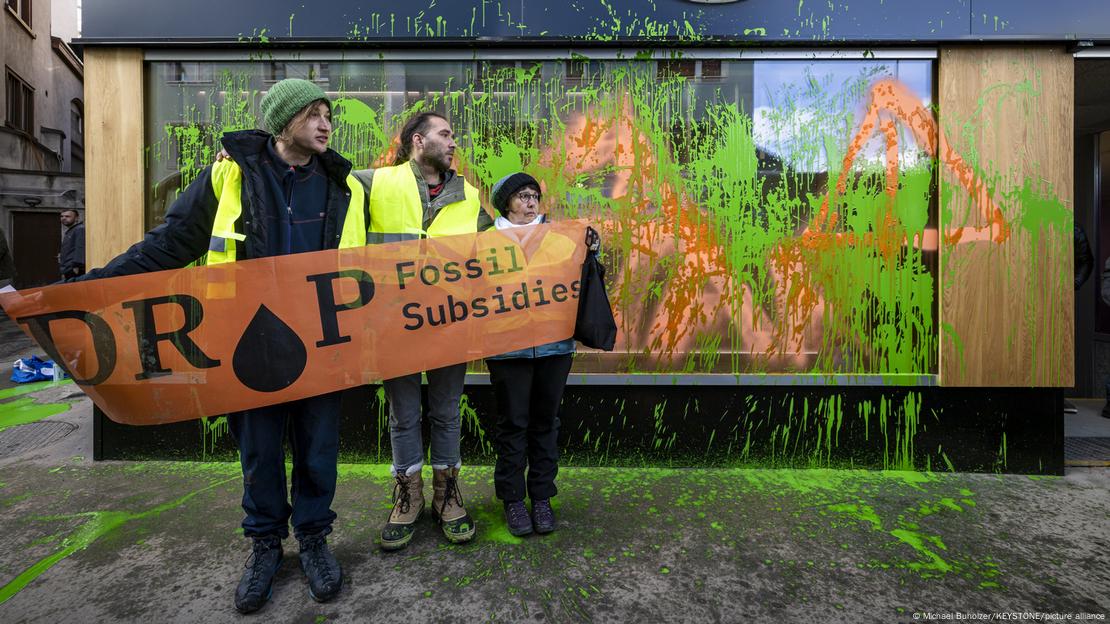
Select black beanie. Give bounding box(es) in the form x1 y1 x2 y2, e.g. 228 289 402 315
491 172 541 216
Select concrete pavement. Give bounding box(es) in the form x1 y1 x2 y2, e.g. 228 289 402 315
0 388 1107 623
1 313 1108 622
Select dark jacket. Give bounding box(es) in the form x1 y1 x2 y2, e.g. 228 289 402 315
82 130 361 280
0 226 14 287
59 222 85 278
1075 224 1093 291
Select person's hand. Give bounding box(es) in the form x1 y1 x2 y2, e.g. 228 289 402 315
585 226 601 252
215 148 232 162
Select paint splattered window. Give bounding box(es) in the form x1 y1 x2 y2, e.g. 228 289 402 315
145 56 936 377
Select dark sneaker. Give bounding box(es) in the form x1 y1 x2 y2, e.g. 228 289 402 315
298 532 342 603
504 500 533 536
1102 403 1110 419
532 499 556 534
234 536 283 614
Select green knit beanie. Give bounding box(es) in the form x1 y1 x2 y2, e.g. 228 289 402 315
259 78 330 135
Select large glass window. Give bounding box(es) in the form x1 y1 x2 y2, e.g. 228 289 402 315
145 56 936 376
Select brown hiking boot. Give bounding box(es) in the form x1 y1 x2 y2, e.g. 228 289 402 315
432 466 475 543
380 469 424 551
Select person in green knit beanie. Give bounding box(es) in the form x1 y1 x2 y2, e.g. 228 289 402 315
87 77 363 613
259 78 331 137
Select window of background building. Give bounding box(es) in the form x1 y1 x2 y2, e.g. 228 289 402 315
69 99 84 173
5 68 34 135
70 99 83 146
5 0 32 28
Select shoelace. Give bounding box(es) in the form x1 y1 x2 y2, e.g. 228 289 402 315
300 536 335 585
392 476 412 515
533 500 553 524
441 475 465 514
242 540 278 593
506 502 529 525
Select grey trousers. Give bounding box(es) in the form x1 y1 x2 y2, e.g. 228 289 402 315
384 362 467 473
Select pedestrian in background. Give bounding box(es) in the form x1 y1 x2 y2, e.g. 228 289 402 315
58 209 85 280
0 225 15 288
1069 224 1094 414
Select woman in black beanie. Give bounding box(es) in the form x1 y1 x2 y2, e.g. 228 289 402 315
486 172 598 536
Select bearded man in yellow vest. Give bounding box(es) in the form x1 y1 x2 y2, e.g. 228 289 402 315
77 78 361 613
353 112 492 550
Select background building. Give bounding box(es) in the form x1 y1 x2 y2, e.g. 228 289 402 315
76 0 1110 471
1 0 84 287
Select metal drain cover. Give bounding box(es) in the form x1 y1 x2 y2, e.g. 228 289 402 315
0 421 78 459
1065 437 1110 466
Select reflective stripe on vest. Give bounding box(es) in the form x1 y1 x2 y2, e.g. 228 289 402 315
367 163 481 239
205 160 366 265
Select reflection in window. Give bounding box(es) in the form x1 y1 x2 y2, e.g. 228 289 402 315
145 58 936 375
167 62 213 85
1096 130 1110 334
265 62 329 84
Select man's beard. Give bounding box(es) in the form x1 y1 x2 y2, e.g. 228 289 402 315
426 145 452 173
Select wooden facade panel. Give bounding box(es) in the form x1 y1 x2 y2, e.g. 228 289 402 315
939 47 1073 386
85 48 146 269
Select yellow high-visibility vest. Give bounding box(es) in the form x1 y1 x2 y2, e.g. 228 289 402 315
367 163 480 239
205 159 366 265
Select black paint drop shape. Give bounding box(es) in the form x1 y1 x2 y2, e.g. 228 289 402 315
233 304 308 393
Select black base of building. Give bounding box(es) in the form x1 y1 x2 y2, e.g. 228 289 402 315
92 385 1064 475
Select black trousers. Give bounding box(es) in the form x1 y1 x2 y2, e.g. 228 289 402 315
227 390 342 540
486 354 573 502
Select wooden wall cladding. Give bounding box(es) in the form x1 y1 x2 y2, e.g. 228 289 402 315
85 48 146 269
939 47 1074 387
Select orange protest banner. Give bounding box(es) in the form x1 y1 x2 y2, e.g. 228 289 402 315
0 221 588 425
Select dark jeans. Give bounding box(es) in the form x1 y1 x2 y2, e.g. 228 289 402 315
487 354 573 502
228 391 342 540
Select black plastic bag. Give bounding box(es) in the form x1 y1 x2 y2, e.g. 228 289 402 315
574 249 617 351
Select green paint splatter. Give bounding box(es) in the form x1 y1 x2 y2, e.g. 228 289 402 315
0 379 74 401
0 476 235 605
0 397 71 432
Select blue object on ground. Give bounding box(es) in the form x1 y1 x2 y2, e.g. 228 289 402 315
11 356 64 383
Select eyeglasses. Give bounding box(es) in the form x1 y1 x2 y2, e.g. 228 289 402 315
515 192 541 203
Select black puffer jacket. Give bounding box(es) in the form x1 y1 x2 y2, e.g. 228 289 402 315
81 130 360 279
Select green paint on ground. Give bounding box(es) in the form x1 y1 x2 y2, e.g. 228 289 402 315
0 397 71 432
0 476 236 605
0 379 74 401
